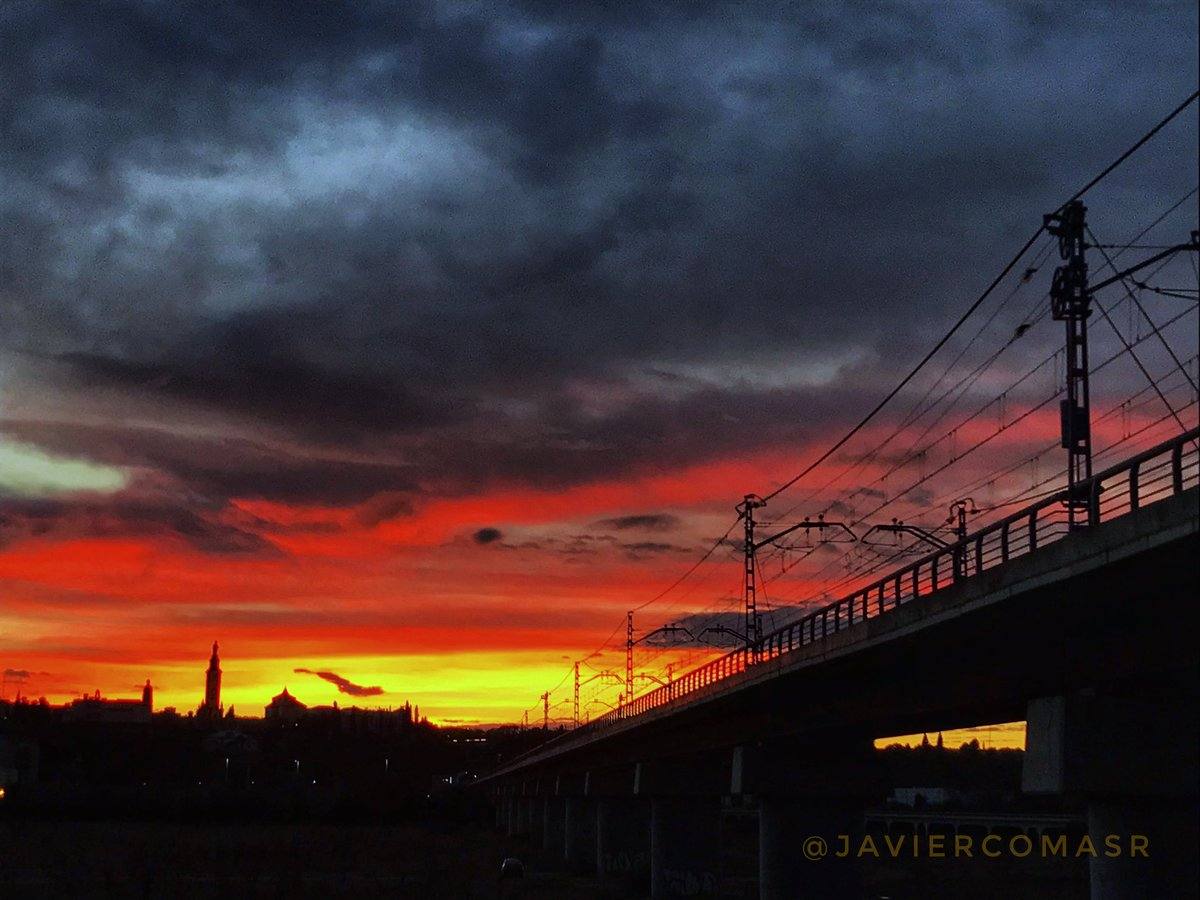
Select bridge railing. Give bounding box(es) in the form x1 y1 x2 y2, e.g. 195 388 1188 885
588 427 1198 732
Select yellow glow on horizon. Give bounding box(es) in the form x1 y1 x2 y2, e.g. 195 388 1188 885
29 651 581 726
875 721 1026 750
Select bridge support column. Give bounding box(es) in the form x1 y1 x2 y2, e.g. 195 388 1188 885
734 741 883 900
564 796 598 872
1024 692 1198 899
759 799 864 900
650 796 723 899
542 796 565 856
504 795 519 836
527 793 544 840
1087 799 1197 899
596 797 650 879
635 755 732 899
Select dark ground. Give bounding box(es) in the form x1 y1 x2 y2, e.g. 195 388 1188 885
0 818 625 900
0 813 1089 899
0 740 1086 898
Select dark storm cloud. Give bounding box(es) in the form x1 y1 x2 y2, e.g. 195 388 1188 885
595 513 682 532
2 418 419 505
0 0 1195 520
619 541 693 559
0 494 278 556
408 379 874 493
473 527 503 544
294 667 385 697
517 531 696 560
61 337 464 439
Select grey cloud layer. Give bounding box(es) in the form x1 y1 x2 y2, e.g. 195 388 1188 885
0 0 1195 526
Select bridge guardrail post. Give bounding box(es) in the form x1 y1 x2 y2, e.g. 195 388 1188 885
1088 477 1101 526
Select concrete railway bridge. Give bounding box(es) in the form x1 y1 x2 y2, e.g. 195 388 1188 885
482 428 1199 899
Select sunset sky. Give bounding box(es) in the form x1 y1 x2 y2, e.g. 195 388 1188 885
1 1 1197 730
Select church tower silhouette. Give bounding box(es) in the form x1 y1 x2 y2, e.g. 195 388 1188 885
200 641 222 719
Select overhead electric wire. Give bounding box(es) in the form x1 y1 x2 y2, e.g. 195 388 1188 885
770 239 1057 527
1089 286 1190 434
769 300 1199 602
920 361 1198 515
798 387 1198 605
778 184 1198 531
778 242 1198 587
935 359 1199 514
859 254 1198 517
1087 224 1198 394
520 91 1200 726
631 517 740 613
846 299 1198 534
973 390 1198 514
812 219 1195 526
765 381 1199 611
756 90 1199 505
758 196 1200 619
1135 284 1200 300
648 103 1200 672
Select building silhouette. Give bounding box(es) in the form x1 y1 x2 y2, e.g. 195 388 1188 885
197 641 223 720
264 687 306 723
62 683 152 724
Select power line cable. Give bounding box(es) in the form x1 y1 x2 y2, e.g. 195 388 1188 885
757 90 1199 505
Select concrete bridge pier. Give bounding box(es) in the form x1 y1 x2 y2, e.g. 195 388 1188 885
1087 799 1197 899
758 798 866 900
596 797 651 879
650 796 723 900
636 756 729 899
504 792 520 836
735 742 884 900
527 790 545 842
542 795 566 856
563 795 598 871
508 796 528 836
519 793 537 836
1024 692 1199 900
586 766 650 880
